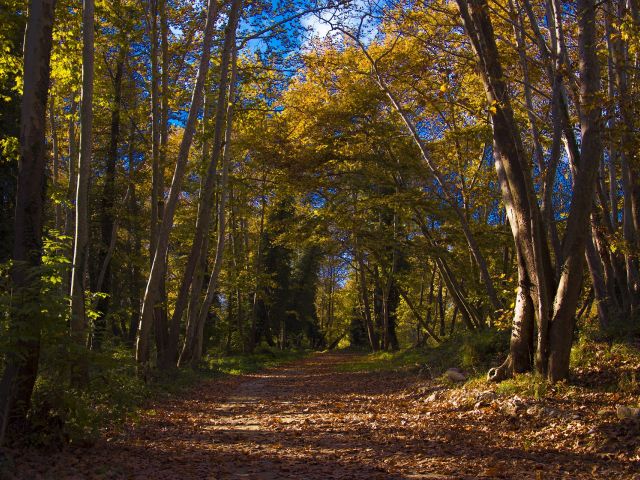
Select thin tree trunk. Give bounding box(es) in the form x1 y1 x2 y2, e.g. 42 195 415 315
65 99 77 241
136 0 220 364
69 0 94 384
94 46 124 350
49 95 62 231
179 19 242 365
127 119 141 344
355 241 378 351
168 0 240 364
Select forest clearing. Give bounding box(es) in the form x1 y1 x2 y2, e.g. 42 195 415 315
1 0 640 477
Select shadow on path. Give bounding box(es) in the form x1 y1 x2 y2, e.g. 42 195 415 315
6 352 638 479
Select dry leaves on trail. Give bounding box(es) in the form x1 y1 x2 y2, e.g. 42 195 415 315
4 352 640 479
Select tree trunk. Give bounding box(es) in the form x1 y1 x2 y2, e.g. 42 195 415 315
0 0 56 445
127 119 142 344
547 0 603 381
457 0 602 381
94 46 124 350
179 14 242 365
355 242 378 351
168 0 240 364
69 0 94 384
49 95 62 231
136 0 220 365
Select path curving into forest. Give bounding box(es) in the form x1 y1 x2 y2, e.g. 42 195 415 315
7 352 638 479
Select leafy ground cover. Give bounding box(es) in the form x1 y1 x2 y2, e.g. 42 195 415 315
2 347 307 451
3 346 638 479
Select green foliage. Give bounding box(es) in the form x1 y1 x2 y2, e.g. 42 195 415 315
27 345 143 445
25 344 307 446
494 374 549 399
206 346 308 375
458 329 510 371
336 328 510 375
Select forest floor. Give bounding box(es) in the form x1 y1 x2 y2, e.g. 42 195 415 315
4 352 640 479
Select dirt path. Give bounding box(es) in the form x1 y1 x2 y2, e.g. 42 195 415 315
6 352 639 479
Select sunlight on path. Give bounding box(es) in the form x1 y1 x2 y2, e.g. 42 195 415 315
9 352 635 479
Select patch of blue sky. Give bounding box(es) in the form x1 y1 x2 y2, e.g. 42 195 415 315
298 0 382 49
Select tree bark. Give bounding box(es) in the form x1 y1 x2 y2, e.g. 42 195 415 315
457 0 602 381
94 46 125 350
136 0 220 365
179 13 242 365
69 0 94 384
0 0 56 445
169 0 240 364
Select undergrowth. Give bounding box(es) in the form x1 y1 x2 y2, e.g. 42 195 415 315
24 344 307 448
336 329 510 377
338 318 640 400
205 347 308 375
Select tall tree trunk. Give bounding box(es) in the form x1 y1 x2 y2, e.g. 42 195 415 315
136 0 220 365
547 0 603 381
127 119 141 344
457 0 602 381
355 241 378 351
94 47 124 350
69 0 94 383
64 99 77 242
179 17 242 365
0 0 56 445
249 182 267 352
49 95 62 231
168 0 240 364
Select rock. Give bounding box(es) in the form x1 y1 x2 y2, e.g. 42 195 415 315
475 390 496 405
445 368 467 382
502 395 525 417
597 408 610 417
425 392 440 402
526 405 541 416
615 405 640 420
503 402 519 417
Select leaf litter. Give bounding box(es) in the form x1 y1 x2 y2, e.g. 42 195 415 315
3 352 639 479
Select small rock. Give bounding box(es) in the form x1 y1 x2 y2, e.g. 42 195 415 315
526 406 541 416
475 391 496 406
503 402 519 417
615 404 640 420
425 392 440 402
502 395 525 417
445 368 467 382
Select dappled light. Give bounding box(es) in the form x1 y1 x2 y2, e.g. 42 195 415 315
1 0 639 477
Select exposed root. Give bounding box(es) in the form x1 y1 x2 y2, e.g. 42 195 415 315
487 355 513 382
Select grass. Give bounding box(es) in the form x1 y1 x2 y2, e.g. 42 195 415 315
335 349 428 373
27 345 309 447
335 320 640 401
336 329 510 378
205 347 309 375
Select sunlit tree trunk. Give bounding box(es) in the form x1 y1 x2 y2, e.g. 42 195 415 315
457 0 603 381
49 95 62 231
69 0 94 383
179 17 242 365
136 0 220 365
170 0 241 365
